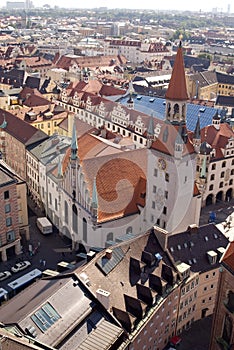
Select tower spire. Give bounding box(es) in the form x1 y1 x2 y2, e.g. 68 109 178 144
194 113 201 140
164 40 188 125
91 177 98 222
165 42 188 101
71 119 78 161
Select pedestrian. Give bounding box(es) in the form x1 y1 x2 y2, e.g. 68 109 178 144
39 259 42 265
43 260 46 267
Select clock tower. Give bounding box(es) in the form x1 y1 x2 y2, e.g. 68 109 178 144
147 40 201 234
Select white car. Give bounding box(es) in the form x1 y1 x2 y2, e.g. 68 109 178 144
0 270 11 281
11 261 31 273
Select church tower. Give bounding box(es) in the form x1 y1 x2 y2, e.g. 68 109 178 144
165 40 188 125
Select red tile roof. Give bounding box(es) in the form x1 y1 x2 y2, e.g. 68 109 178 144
222 241 234 273
151 122 195 156
62 134 147 223
165 45 189 101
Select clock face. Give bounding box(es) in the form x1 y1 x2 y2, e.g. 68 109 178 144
158 158 167 171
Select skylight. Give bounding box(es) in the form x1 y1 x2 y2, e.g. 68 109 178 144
31 302 60 333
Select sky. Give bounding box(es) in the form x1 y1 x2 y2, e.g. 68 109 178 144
26 0 232 13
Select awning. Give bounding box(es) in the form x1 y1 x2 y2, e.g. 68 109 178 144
170 336 182 346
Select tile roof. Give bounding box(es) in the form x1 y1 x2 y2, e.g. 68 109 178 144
120 95 218 132
151 122 195 156
78 229 176 314
221 241 234 273
0 109 48 146
200 123 234 151
55 54 127 71
168 224 229 273
165 45 189 101
216 71 234 85
62 135 147 223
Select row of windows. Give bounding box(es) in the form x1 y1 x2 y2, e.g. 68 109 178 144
181 278 199 295
180 292 197 310
209 180 233 191
203 284 215 291
210 170 234 180
210 160 234 170
178 304 196 323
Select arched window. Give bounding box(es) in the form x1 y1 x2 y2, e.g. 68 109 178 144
173 104 179 117
72 204 78 233
64 200 68 224
209 185 214 191
167 103 171 117
83 218 87 242
126 227 132 234
107 232 114 242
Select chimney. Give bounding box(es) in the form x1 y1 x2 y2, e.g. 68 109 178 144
188 224 198 234
96 289 110 310
105 249 112 260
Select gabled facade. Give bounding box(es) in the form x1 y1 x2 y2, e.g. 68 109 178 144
0 110 48 181
0 160 29 262
194 112 234 207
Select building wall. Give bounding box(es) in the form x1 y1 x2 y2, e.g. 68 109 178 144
17 180 29 241
195 267 219 320
147 150 199 234
130 287 180 350
197 153 234 207
0 179 21 261
32 117 64 136
5 133 26 180
176 274 199 334
218 82 234 97
209 265 234 350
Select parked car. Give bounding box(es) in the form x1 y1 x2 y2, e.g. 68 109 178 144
0 270 11 281
11 261 31 273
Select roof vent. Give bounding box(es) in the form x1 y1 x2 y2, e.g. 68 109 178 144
25 326 37 338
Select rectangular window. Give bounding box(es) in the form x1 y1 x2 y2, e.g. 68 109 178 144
165 191 168 199
5 203 11 213
152 201 155 209
55 198 58 211
49 193 52 205
4 190 9 200
154 169 158 177
6 217 12 226
165 173 169 182
163 206 167 215
153 185 157 193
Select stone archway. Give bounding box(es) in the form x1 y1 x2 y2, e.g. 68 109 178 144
206 194 213 206
216 191 223 203
225 188 233 202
